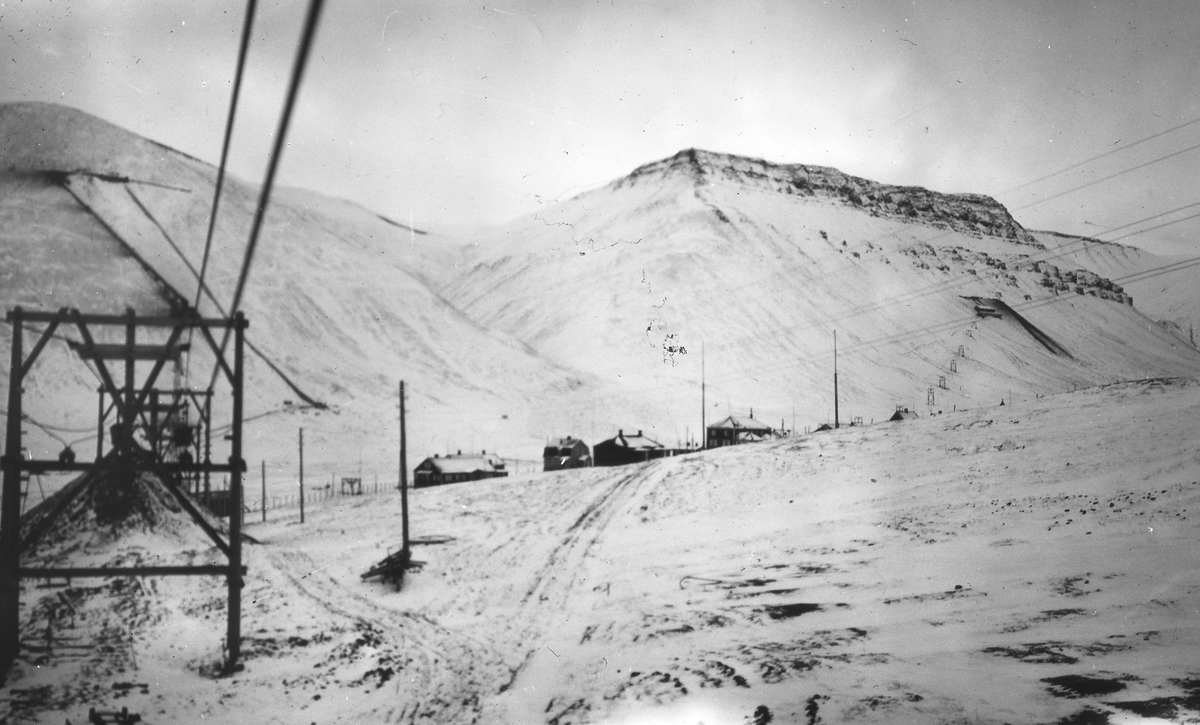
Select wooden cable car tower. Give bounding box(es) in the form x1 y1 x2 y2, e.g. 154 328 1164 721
0 306 248 680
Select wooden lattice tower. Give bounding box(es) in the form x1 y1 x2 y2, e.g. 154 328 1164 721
0 307 248 681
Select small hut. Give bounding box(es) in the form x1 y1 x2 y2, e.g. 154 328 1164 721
594 430 667 467
543 437 591 471
413 451 508 488
705 415 775 448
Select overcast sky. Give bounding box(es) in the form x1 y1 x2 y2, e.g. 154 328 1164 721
2 1 1198 254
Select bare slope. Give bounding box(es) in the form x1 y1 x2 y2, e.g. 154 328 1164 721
443 149 1200 437
0 102 613 479
3 378 1197 724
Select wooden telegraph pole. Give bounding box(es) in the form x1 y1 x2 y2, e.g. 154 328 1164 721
298 428 305 524
399 381 409 554
261 461 266 523
226 311 245 669
701 342 706 450
0 308 24 677
833 330 840 429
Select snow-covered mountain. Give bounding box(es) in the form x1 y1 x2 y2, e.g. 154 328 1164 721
2 104 1199 493
444 148 1200 432
0 102 628 488
1029 229 1200 341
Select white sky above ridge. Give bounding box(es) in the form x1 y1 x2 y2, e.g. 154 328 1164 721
2 1 1198 255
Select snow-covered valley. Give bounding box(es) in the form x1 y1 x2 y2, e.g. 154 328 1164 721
3 377 1198 724
2 101 1199 724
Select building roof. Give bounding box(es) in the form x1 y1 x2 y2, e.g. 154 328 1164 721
421 453 505 475
736 430 772 441
707 415 774 432
600 430 663 451
550 436 587 449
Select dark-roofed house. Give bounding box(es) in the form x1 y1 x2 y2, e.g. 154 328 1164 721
705 415 775 448
543 436 591 471
413 451 508 488
594 430 670 467
888 407 919 422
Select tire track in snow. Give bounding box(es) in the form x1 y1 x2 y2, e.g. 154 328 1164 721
260 547 508 724
521 459 672 608
491 459 677 708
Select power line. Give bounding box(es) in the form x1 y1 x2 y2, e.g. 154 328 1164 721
1012 140 1200 213
1091 200 1200 241
997 115 1200 197
1111 253 1200 286
1104 210 1200 245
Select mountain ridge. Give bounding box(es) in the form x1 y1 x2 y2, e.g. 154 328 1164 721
614 147 1037 246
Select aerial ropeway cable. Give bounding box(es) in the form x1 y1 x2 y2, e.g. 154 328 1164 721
187 0 259 383
208 0 326 393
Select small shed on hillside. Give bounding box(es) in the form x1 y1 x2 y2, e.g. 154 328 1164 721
705 415 776 448
889 407 919 422
543 436 591 471
594 430 668 467
414 451 508 488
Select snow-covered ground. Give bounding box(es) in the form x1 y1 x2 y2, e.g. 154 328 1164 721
5 377 1198 724
3 103 1199 723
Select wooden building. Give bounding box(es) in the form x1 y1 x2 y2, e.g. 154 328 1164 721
594 430 672 467
705 415 775 448
413 451 508 488
543 436 592 471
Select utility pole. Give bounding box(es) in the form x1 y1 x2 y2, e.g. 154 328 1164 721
226 312 245 670
1 308 24 675
298 428 305 524
261 460 266 523
833 330 840 429
399 381 409 555
701 342 706 450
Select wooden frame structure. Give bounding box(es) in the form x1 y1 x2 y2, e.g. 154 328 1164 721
95 385 214 499
0 307 248 681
